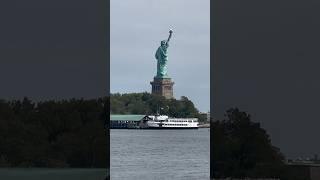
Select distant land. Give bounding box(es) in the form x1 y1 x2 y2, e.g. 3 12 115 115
110 92 208 123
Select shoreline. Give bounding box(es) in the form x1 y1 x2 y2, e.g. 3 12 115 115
198 123 210 128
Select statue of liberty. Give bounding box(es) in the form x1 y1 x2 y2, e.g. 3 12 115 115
155 29 173 78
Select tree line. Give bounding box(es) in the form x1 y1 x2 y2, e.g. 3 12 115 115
211 108 308 179
110 92 207 123
0 97 108 168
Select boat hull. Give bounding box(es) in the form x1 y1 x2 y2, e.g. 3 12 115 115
143 127 198 129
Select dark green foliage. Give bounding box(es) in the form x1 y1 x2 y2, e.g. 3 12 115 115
110 92 206 122
212 108 286 178
0 97 109 168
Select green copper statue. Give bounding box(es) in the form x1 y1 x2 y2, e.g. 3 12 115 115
155 29 173 78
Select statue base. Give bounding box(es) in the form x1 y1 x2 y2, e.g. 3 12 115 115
150 77 174 99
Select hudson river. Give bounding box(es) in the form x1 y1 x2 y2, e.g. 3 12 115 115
111 128 210 180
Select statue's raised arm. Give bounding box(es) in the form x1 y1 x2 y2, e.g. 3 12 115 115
155 29 173 78
166 29 173 46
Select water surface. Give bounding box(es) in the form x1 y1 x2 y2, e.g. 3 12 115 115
111 128 210 180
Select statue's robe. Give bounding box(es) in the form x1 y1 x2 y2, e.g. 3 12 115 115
155 44 169 78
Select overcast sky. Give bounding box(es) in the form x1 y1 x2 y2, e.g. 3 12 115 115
110 0 210 112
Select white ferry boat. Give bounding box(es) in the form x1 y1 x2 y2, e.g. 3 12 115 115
142 115 198 129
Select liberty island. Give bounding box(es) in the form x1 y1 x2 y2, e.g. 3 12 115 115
110 28 209 179
110 29 208 129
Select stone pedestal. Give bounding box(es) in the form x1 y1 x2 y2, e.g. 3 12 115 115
150 77 174 99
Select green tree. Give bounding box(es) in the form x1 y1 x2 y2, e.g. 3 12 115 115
109 92 205 122
212 108 285 178
0 97 108 168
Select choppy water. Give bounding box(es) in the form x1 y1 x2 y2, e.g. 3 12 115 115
111 128 210 180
